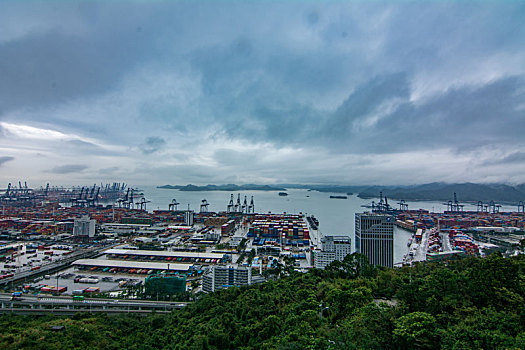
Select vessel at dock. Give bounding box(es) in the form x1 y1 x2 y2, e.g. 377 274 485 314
307 216 319 230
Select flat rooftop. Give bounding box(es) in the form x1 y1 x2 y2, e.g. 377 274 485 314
101 223 151 227
72 259 192 272
104 248 225 259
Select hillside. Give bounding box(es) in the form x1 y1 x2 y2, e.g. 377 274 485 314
158 182 525 203
357 183 525 203
1 254 524 349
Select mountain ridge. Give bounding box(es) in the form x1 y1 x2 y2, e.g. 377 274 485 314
157 182 525 203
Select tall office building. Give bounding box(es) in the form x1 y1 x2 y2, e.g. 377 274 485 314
313 236 352 269
73 215 96 238
355 213 394 268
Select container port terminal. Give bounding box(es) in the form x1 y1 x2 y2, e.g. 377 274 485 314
0 183 524 312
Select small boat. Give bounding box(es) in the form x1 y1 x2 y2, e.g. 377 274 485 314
278 192 288 196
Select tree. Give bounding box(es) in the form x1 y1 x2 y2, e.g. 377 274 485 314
325 253 377 279
393 312 439 349
283 256 297 276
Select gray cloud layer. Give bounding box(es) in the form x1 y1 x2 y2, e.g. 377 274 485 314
1 1 524 186
48 164 88 174
0 156 14 167
141 137 166 155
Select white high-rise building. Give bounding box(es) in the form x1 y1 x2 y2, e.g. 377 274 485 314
202 265 252 293
313 236 352 269
355 213 394 268
73 215 96 238
184 210 194 226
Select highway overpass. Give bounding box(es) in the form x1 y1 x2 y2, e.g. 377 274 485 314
0 293 189 315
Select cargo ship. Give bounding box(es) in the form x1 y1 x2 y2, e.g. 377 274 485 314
307 216 319 230
329 195 348 199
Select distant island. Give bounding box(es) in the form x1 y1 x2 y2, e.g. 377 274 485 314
157 182 525 203
157 184 286 191
285 183 525 203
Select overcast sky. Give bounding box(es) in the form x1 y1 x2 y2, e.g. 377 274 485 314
1 1 524 187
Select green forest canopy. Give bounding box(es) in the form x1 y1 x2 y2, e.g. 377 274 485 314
1 253 524 349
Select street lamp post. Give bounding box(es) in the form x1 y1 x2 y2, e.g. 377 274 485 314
319 304 329 320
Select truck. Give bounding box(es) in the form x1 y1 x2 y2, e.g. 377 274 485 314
78 277 99 284
11 292 23 301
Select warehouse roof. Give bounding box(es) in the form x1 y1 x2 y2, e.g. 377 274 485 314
72 259 192 271
104 248 225 259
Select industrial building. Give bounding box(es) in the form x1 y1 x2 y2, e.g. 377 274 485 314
355 213 394 268
104 249 228 264
312 235 352 269
202 265 252 293
72 259 192 273
73 215 95 238
100 223 151 235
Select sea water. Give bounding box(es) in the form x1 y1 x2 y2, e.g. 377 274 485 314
140 186 518 264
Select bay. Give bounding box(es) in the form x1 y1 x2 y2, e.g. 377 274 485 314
140 186 519 264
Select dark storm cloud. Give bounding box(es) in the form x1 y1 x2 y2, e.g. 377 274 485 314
219 73 525 155
1 1 525 185
324 73 411 142
141 137 166 155
0 156 14 166
362 75 525 153
48 164 88 174
0 2 159 114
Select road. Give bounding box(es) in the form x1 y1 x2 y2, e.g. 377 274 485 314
0 292 189 314
403 229 430 265
440 231 452 252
